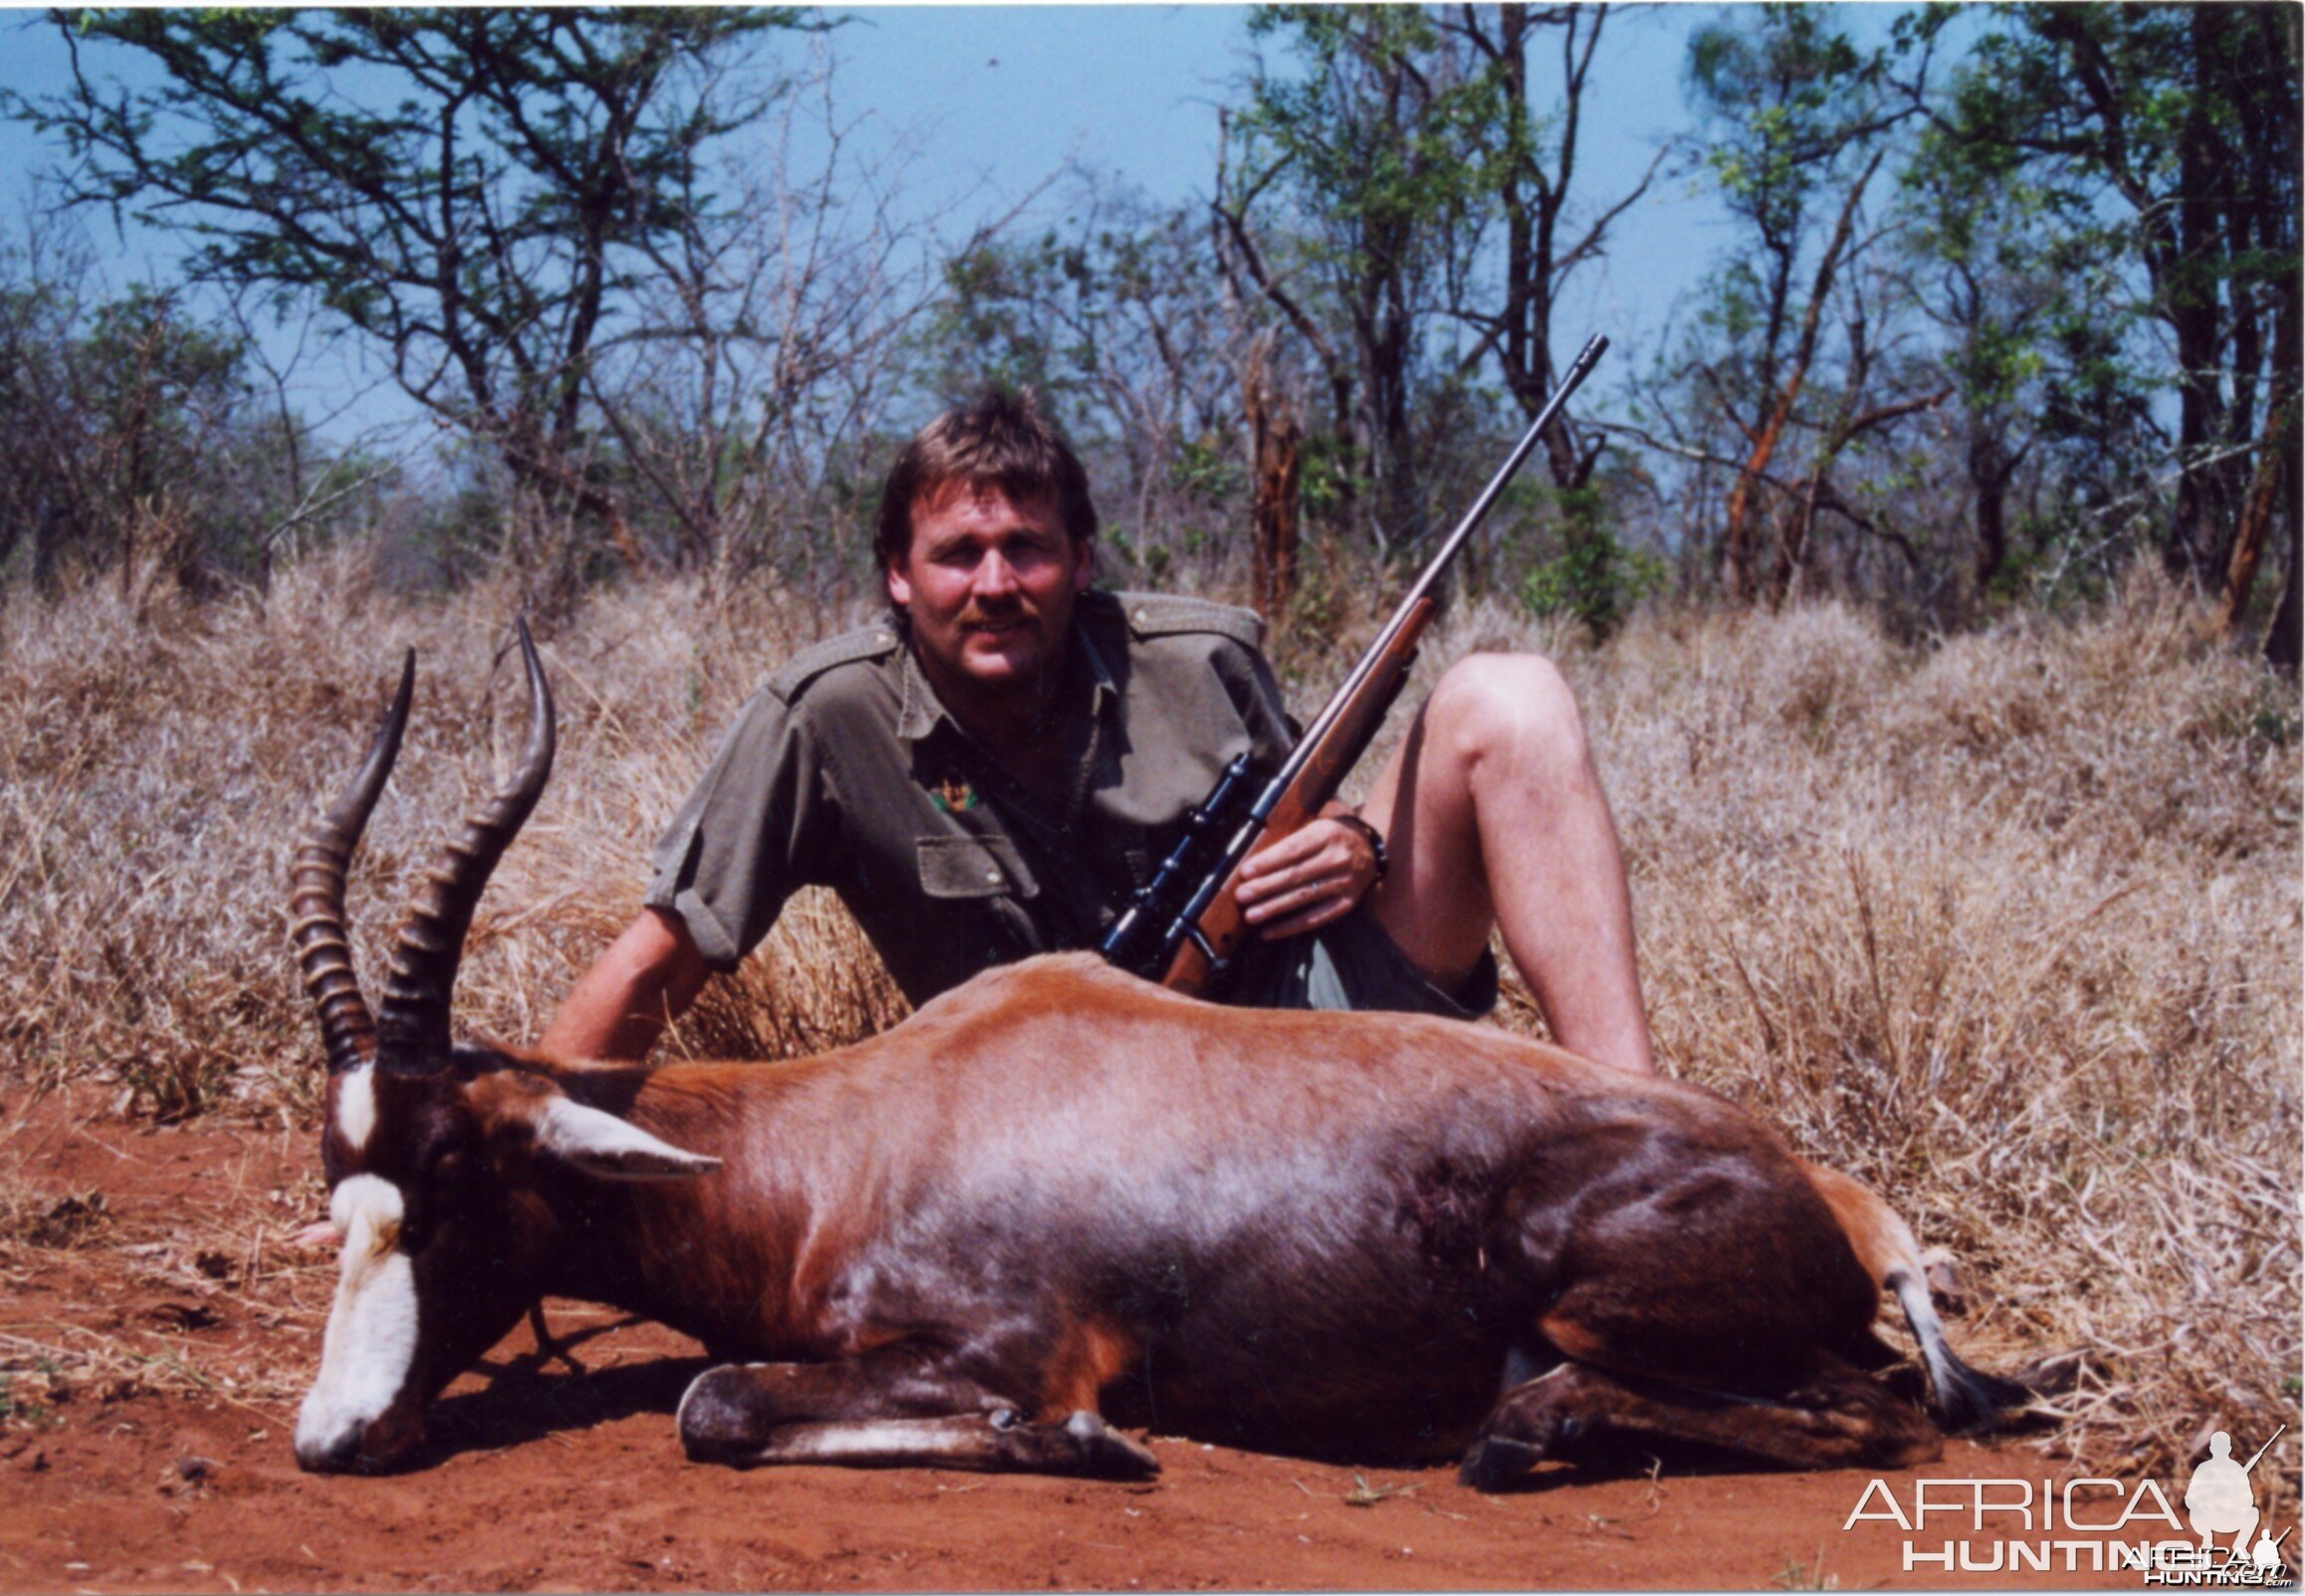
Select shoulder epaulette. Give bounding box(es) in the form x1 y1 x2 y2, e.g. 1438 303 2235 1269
1108 590 1266 651
765 622 903 702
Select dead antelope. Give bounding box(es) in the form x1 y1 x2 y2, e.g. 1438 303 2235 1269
290 627 2026 1482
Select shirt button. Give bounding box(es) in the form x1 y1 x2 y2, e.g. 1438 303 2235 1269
985 869 1001 883
1133 608 1149 624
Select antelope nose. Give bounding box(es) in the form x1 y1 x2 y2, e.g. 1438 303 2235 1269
295 1425 365 1475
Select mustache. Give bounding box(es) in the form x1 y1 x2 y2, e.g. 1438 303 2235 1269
956 595 1036 628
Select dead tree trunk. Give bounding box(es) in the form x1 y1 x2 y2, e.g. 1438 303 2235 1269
2265 467 2300 673
1244 336 1303 625
2219 386 2296 638
1721 148 1886 604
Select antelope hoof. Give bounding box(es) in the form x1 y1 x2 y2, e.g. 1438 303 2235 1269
1063 1410 1160 1481
1459 1433 1545 1493
677 1364 765 1465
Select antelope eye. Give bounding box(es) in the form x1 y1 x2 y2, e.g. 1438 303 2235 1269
430 1148 468 1192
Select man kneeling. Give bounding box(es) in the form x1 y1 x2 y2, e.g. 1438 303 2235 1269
544 390 1653 1075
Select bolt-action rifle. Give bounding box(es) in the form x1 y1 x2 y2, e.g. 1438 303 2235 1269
1102 334 1609 997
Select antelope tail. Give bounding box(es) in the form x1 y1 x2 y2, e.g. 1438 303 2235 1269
1799 1158 2032 1433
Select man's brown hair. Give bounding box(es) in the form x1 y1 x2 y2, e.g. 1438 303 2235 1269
874 388 1098 566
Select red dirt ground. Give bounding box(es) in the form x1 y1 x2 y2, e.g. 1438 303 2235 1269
0 1090 2139 1592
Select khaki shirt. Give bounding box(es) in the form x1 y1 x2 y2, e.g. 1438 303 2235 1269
646 590 1297 1006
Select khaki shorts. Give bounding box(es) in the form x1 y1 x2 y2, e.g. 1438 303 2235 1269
1239 904 1499 1021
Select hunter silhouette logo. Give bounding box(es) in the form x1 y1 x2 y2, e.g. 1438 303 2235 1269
1838 1420 2294 1583
2185 1428 2278 1557
2149 1422 2291 1587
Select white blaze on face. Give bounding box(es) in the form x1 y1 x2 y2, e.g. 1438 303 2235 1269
294 1173 419 1468
335 1065 378 1153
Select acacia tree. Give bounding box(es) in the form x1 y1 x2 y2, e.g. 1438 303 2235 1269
1895 117 2161 606
1934 4 2300 662
1215 6 1499 551
587 52 938 586
1681 6 1937 605
14 8 800 578
1437 4 1659 488
924 183 1243 588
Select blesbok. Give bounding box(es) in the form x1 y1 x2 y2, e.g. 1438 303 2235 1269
290 626 2025 1482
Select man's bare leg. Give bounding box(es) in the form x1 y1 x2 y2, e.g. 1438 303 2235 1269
1360 653 1655 1074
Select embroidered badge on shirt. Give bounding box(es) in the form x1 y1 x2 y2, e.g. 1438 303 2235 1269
931 772 979 814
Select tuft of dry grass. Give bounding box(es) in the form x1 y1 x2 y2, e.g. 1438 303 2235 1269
0 549 2294 1488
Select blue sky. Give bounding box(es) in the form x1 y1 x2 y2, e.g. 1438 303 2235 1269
822 5 1726 339
0 5 1744 446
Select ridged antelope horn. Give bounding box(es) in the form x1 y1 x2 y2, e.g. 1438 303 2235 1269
292 651 415 1076
373 621 555 1064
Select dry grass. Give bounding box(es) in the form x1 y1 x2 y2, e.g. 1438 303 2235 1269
1564 579 2300 1486
0 547 2295 1488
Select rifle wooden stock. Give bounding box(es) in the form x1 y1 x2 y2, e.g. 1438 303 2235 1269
1117 331 1607 998
1158 597 1435 995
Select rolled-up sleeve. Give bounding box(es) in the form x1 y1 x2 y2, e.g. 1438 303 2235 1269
644 690 836 971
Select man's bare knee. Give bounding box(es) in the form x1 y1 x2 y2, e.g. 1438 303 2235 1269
1425 653 1591 778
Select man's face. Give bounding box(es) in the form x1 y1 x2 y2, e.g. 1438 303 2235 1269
887 482 1091 698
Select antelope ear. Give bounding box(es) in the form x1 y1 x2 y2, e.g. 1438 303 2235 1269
535 1098 722 1181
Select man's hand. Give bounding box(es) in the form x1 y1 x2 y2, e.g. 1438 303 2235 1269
1235 812 1382 940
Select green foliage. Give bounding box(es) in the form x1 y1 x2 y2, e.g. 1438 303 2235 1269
1687 6 1889 248
1101 522 1173 588
923 203 1226 434
1168 433 1242 505
910 186 1243 583
0 257 346 591
1226 6 1528 537
12 9 809 557
1908 13 2164 430
1679 5 1915 391
1241 6 1504 280
0 3 2283 634
925 236 1083 410
25 11 793 333
1929 3 2300 588
1518 488 1667 639
1898 57 2163 571
1294 430 1355 523
1670 6 1941 607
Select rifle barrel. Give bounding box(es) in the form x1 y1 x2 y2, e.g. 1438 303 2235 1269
1112 332 1610 989
2240 1423 2285 1474
1276 334 1609 794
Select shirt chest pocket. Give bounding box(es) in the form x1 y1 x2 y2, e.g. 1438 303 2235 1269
916 833 1040 901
